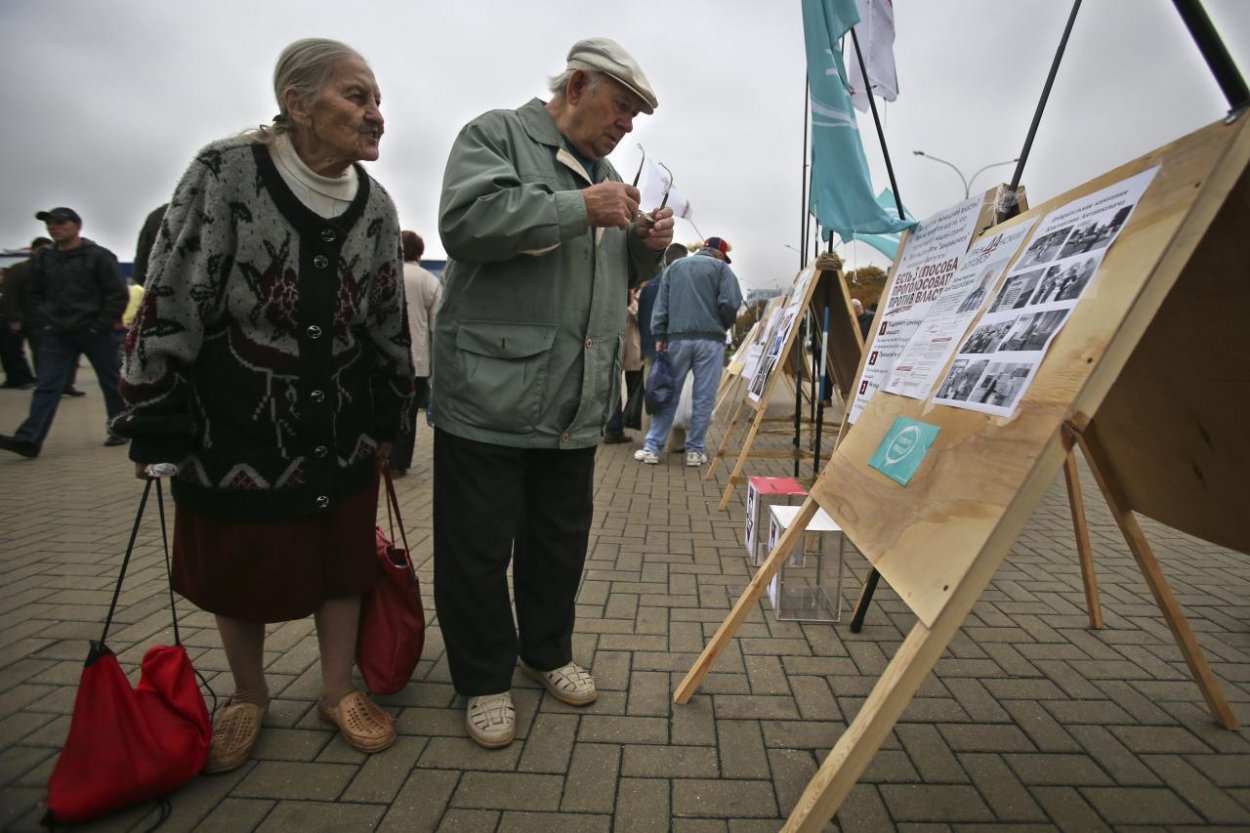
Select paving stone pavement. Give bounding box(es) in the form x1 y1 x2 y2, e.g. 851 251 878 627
0 376 1248 832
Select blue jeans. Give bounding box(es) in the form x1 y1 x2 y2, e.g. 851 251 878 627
643 338 724 454
16 329 124 450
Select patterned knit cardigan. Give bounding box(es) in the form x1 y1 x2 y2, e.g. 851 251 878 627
115 136 414 521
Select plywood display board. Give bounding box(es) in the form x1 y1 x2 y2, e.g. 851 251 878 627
676 114 1250 832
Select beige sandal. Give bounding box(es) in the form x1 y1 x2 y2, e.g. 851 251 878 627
317 690 396 753
205 698 267 774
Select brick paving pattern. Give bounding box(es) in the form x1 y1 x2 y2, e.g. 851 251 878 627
0 377 1247 831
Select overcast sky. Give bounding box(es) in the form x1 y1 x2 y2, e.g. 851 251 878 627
1 1 1247 289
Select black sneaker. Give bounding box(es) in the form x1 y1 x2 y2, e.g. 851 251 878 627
63 387 86 398
0 434 39 458
103 435 129 448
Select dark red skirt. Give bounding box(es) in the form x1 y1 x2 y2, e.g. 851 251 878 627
171 479 381 623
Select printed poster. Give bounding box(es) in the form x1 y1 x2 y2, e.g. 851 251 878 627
883 219 1038 400
848 196 984 423
747 268 816 405
933 166 1160 417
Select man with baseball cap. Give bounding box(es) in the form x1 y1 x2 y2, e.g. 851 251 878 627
635 237 743 467
0 207 128 459
432 37 673 748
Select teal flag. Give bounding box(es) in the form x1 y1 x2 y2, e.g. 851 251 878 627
852 188 916 260
802 0 915 242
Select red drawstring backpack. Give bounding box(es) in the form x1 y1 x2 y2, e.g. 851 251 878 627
356 466 426 695
45 477 211 826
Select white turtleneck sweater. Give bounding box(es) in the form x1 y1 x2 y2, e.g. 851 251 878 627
270 132 359 218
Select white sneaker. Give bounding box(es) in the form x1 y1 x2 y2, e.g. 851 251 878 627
685 450 708 467
520 661 598 706
465 692 515 748
633 448 660 465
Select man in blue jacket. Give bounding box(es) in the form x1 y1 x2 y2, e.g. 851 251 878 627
635 237 742 467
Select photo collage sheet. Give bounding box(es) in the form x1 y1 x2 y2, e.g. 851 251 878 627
932 166 1158 416
746 268 816 405
848 195 985 423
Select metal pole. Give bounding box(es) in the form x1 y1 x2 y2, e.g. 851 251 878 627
849 27 906 221
1173 0 1250 114
799 76 811 268
1000 0 1083 223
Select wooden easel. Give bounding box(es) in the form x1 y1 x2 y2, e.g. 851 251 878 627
709 266 857 509
675 115 1249 831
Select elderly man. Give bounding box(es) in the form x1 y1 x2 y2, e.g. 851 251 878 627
0 208 128 458
434 37 674 748
634 237 742 467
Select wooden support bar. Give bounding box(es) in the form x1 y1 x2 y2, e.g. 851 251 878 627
1068 414 1238 730
674 496 819 704
1060 431 1104 629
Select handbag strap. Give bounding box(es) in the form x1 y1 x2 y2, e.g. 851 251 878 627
99 476 179 647
381 466 411 553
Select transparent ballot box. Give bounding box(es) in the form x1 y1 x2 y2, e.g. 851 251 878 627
764 504 849 623
744 476 807 566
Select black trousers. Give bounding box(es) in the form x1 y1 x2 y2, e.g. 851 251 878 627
433 428 596 696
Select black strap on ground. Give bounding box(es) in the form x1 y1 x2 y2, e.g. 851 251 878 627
1172 0 1250 115
999 0 1082 224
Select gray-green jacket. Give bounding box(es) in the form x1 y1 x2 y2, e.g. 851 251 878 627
434 98 662 448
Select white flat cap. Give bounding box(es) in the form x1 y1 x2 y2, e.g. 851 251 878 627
566 37 657 114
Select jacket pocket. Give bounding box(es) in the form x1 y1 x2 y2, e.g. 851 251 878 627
449 320 557 434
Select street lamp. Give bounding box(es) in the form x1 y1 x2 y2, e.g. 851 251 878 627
913 151 1019 199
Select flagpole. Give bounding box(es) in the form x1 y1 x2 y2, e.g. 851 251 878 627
1172 0 1250 114
849 27 906 222
799 75 811 269
999 0 1083 223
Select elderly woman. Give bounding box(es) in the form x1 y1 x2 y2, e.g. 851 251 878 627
114 38 414 773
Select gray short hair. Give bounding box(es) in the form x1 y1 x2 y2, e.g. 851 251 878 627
255 38 367 140
548 68 603 97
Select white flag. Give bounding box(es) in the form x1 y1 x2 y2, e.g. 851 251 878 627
638 157 694 221
847 0 899 113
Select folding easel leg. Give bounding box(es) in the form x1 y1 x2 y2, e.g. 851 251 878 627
780 619 951 832
718 410 766 511
675 497 818 703
1069 417 1238 730
848 568 881 634
1061 445 1103 629
706 393 747 480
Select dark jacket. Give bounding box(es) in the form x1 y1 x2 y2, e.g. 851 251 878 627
30 240 127 335
132 203 168 287
1 258 38 324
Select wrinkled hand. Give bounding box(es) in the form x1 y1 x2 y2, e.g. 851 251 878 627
635 207 675 250
584 182 640 230
133 462 146 480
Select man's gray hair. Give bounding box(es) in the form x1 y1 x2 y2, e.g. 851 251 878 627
548 68 603 97
256 38 367 140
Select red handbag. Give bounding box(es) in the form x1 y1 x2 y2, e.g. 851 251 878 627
357 467 426 695
46 478 211 825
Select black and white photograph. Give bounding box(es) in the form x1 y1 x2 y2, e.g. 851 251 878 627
1054 256 1099 301
935 358 988 401
1015 226 1073 268
998 309 1071 352
960 320 1014 354
988 269 1044 313
972 361 1032 408
1057 205 1133 258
